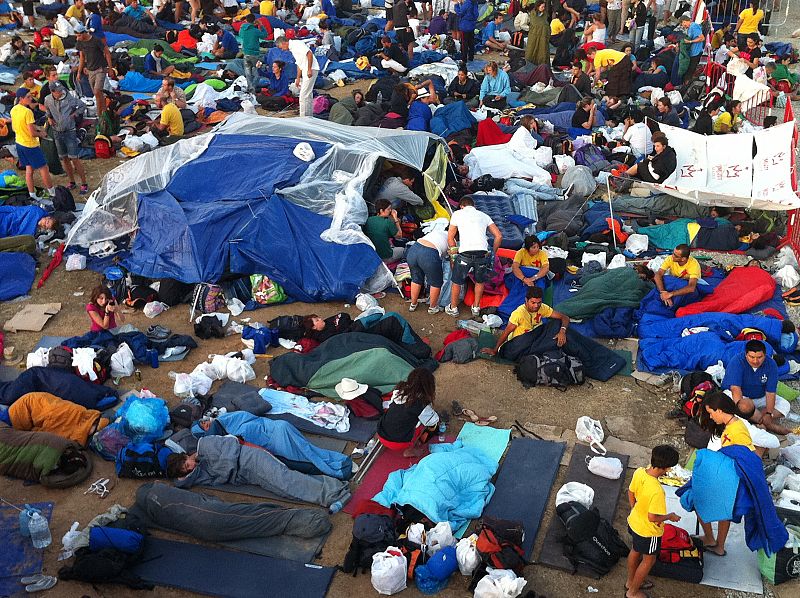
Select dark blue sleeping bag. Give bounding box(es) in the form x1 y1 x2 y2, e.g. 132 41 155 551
0 367 117 408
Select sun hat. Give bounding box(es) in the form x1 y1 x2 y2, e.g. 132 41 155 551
416 87 430 99
335 378 367 401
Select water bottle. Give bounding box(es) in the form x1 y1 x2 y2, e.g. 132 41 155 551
28 512 52 549
329 500 344 514
377 91 383 104
18 504 36 537
148 348 159 369
438 421 447 442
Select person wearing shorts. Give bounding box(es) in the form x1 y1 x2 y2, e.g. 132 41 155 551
44 82 88 195
10 88 54 200
75 24 113 116
407 228 448 315
445 196 502 318
384 0 394 31
393 0 416 60
21 0 34 29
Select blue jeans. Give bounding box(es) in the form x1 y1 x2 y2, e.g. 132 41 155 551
504 179 559 201
407 242 444 288
451 251 492 285
243 55 260 92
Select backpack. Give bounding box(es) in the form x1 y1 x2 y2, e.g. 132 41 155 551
574 144 611 176
125 285 159 309
658 524 693 563
191 283 225 315
267 315 305 341
77 347 112 385
442 35 456 56
679 371 717 417
47 346 73 370
557 501 629 576
515 350 584 390
194 314 226 339
115 442 166 479
251 274 286 305
94 134 113 159
342 514 397 576
469 517 527 589
103 266 128 303
53 185 76 212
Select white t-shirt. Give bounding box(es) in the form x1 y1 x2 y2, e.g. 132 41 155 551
449 206 494 253
623 122 652 158
419 229 449 257
607 0 622 9
288 39 319 73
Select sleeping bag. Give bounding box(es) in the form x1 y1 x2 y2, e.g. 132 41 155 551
9 392 108 446
0 423 93 488
675 267 777 318
555 268 653 320
0 367 117 408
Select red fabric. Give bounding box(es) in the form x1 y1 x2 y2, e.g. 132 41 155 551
295 338 319 353
761 308 784 320
349 398 380 419
37 243 64 288
350 500 396 519
582 41 605 53
464 282 510 309
605 218 629 243
676 267 777 317
476 119 513 147
170 30 199 53
435 329 471 361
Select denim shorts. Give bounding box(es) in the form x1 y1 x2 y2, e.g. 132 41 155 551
52 130 79 159
451 251 492 285
406 242 444 288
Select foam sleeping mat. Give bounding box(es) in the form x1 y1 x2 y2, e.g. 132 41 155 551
0 502 53 598
481 438 565 560
537 444 630 578
132 537 336 598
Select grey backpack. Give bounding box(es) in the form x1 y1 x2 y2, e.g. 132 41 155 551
515 350 585 390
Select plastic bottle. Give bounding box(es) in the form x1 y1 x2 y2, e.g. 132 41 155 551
148 348 159 369
377 91 383 104
29 512 52 549
329 500 344 514
438 421 447 442
18 504 36 537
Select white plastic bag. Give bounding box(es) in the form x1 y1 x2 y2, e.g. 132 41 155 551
371 547 407 595
456 534 480 576
575 416 606 455
110 343 135 378
776 488 800 512
172 372 195 399
227 298 245 316
209 354 231 380
554 154 575 174
426 521 455 555
355 292 379 312
473 568 527 598
768 465 795 493
65 254 86 271
780 444 800 469
482 314 503 329
143 301 168 318
555 482 595 508
406 523 426 547
26 347 49 369
533 146 553 169
226 358 255 384
776 245 800 270
587 456 623 480
607 254 626 269
786 473 800 492
774 264 800 289
72 347 98 381
581 251 606 269
624 234 649 256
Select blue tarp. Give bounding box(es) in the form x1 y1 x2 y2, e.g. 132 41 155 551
0 252 35 301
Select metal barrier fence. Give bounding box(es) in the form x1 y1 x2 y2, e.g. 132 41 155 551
704 60 774 124
705 0 791 36
782 101 800 258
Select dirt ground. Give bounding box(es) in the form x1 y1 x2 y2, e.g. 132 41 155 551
3 10 800 598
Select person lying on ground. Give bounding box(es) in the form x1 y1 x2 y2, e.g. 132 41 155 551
512 235 550 288
481 14 508 54
483 286 571 357
626 444 681 598
166 434 351 508
7 391 109 445
624 131 677 184
149 96 184 145
86 284 125 332
154 77 187 109
0 205 56 238
378 368 440 457
652 243 700 307
364 198 404 263
722 339 793 437
446 66 480 105
303 312 353 343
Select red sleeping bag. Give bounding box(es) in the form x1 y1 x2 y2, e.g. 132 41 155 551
676 266 776 317
476 119 513 146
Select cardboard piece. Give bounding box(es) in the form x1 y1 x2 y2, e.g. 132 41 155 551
3 303 61 332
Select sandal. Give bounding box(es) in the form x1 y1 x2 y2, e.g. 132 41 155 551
625 581 654 590
24 576 57 593
460 408 480 422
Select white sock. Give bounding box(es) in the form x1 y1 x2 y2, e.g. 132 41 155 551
29 191 38 198
47 187 55 195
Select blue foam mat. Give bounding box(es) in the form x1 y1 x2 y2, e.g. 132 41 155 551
0 502 54 598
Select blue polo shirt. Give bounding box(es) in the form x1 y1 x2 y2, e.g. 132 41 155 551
688 22 704 57
219 30 240 55
123 5 147 20
88 13 106 40
722 353 778 399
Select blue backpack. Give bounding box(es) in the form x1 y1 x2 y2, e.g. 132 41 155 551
115 442 166 479
574 144 611 176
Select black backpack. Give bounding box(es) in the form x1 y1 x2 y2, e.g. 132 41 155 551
53 185 76 212
557 501 629 576
267 315 305 341
124 285 159 309
47 346 73 370
194 315 225 339
342 514 396 576
515 350 584 390
469 517 527 590
115 442 166 479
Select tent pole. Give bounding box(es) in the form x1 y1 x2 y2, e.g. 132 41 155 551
607 178 618 252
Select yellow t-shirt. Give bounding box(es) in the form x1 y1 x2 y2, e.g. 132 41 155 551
721 417 755 451
738 8 764 34
507 303 554 341
10 104 38 148
160 102 184 136
713 111 741 133
550 19 565 36
660 255 701 279
49 35 65 57
65 5 87 20
628 467 667 538
514 248 549 268
22 82 42 101
259 0 276 16
594 49 625 69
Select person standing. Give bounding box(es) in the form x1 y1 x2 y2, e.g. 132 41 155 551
393 0 417 61
75 23 114 116
276 36 319 117
240 13 268 92
11 89 55 201
607 0 623 44
446 196 502 318
680 13 705 84
454 0 478 63
44 82 89 195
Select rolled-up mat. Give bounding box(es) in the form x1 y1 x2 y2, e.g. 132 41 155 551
481 438 565 559
132 537 336 598
538 443 630 578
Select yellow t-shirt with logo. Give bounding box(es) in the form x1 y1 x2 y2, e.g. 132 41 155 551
507 303 553 340
738 8 764 34
594 49 625 69
49 35 65 57
550 19 565 36
721 417 755 451
11 104 38 148
660 255 701 279
514 248 549 268
160 102 184 136
628 467 667 538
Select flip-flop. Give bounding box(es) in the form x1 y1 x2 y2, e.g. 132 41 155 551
25 576 57 593
705 549 727 557
460 408 480 422
625 581 654 590
19 575 46 585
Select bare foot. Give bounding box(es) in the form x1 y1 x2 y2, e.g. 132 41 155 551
402 446 426 458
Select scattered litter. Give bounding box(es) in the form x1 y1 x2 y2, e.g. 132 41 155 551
72 291 85 296
587 587 599 593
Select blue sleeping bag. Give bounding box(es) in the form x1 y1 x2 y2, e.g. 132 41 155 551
406 100 432 132
469 194 524 250
0 205 46 237
0 367 118 408
638 312 783 343
430 101 476 138
119 71 192 93
0 252 35 301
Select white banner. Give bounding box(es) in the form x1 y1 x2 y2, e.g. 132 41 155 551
752 121 798 206
660 123 708 192
705 132 754 197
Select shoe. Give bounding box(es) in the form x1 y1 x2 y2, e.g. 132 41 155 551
67 182 77 190
409 303 418 312
445 304 459 317
471 305 481 317
146 324 171 340
665 405 687 420
428 306 442 314
80 184 89 195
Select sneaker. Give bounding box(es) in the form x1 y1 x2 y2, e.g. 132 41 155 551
80 184 89 195
471 306 481 317
428 306 442 315
67 182 77 191
445 304 459 317
409 303 418 312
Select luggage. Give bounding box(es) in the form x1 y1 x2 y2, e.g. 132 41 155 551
191 283 225 315
758 524 800 585
515 350 585 390
52 185 76 212
573 144 611 176
469 517 527 590
650 525 704 584
556 501 629 576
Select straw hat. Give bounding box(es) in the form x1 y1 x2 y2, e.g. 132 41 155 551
334 378 367 401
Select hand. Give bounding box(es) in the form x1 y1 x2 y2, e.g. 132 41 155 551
554 329 567 347
390 209 398 219
295 77 301 87
522 277 534 287
667 513 681 522
481 347 497 356
256 60 263 68
107 67 114 75
307 69 312 78
106 303 116 313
